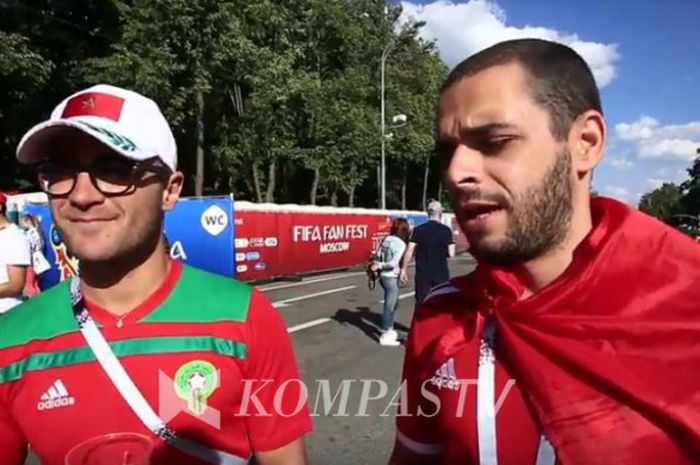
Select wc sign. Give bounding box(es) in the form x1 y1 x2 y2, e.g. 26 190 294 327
201 205 229 236
165 197 233 277
25 196 236 288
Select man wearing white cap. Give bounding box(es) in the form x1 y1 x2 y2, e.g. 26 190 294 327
0 85 312 465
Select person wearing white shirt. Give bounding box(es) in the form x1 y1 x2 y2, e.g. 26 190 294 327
0 193 31 313
371 218 411 346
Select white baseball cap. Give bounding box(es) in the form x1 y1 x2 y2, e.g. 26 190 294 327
16 84 177 171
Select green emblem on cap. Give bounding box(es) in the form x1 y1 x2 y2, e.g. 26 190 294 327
77 121 137 152
174 360 218 416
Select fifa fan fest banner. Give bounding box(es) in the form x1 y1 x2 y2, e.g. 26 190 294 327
23 196 235 289
232 202 429 282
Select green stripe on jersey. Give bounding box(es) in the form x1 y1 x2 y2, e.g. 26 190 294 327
0 336 246 384
0 265 253 349
142 265 253 324
0 282 78 350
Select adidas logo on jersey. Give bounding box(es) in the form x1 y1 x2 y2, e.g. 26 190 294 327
430 358 460 390
37 379 75 411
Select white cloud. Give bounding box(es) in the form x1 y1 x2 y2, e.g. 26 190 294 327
614 116 700 161
609 157 634 170
615 116 658 140
654 166 671 177
640 140 698 160
602 185 633 204
646 178 665 190
399 0 621 87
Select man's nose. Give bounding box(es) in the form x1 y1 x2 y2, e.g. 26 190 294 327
445 144 484 187
68 172 105 207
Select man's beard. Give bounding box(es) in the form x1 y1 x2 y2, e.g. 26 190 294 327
462 148 573 267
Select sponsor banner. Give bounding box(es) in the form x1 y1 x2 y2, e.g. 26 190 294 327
234 210 427 281
25 196 235 289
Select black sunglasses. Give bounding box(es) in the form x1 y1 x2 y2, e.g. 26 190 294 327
35 156 173 197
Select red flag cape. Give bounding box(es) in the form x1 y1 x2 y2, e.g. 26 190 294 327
452 197 700 464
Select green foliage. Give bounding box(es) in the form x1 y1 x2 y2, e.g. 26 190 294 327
1 0 447 208
637 154 700 239
638 183 683 224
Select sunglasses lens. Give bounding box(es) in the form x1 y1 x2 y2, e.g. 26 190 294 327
37 165 74 196
92 159 137 194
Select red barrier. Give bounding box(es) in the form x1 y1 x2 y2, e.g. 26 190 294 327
234 208 398 281
232 202 471 282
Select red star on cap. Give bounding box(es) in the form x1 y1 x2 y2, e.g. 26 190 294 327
82 97 96 110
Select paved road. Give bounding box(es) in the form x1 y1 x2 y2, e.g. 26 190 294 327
25 255 475 465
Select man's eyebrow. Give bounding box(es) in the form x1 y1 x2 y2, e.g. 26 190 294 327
459 122 520 138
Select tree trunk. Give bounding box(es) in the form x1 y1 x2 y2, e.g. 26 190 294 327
422 154 430 210
265 159 276 202
330 190 338 206
310 168 320 205
194 90 205 197
348 185 355 208
252 160 263 203
401 162 408 210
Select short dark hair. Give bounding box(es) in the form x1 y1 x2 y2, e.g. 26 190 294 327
441 38 602 140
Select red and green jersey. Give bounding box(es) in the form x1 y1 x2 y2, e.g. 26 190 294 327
0 261 313 465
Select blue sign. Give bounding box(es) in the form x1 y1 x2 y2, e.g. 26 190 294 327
401 214 428 229
24 196 235 290
245 251 261 261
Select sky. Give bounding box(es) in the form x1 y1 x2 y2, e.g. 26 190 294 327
396 0 700 205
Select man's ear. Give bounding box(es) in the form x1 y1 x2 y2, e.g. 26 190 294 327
569 110 606 179
163 172 184 211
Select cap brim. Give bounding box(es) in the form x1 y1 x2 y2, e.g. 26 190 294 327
16 118 151 165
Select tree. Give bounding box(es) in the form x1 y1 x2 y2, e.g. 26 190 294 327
384 23 446 209
679 152 700 217
81 0 254 196
0 0 120 188
638 183 683 224
1 0 451 209
0 31 52 187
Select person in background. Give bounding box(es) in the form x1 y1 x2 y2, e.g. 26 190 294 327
372 218 411 346
399 200 455 306
19 213 46 297
0 192 31 313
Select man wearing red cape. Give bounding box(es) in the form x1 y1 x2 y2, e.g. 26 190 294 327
390 38 700 465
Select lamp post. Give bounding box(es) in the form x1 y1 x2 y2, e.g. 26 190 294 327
380 40 393 210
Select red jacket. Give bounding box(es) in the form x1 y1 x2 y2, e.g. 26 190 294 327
438 197 700 464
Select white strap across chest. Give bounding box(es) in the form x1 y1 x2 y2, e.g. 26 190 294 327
477 317 556 465
69 277 248 465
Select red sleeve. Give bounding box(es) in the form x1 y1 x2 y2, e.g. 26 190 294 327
243 289 313 452
0 389 28 465
395 324 443 457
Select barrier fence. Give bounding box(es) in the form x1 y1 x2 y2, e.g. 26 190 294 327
8 194 467 287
